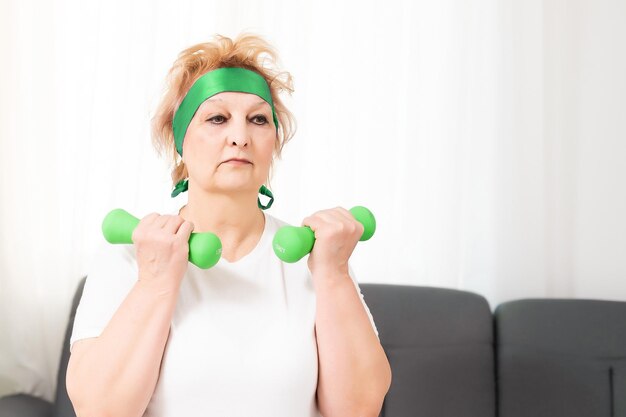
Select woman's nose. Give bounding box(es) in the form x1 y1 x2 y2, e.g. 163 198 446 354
230 137 248 147
226 118 250 147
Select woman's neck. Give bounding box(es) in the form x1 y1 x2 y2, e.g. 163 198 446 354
177 189 265 262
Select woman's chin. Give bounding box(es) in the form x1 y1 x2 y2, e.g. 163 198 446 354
196 173 264 194
214 180 261 193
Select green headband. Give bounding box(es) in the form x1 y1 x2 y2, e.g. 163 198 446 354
172 66 279 157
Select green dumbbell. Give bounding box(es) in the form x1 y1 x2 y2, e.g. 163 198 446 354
101 208 223 269
272 206 376 263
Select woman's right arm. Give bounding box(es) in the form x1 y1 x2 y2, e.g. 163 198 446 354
66 213 194 417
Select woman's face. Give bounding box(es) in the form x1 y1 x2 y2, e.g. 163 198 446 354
181 91 276 195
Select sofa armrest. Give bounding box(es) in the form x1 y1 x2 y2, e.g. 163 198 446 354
0 394 53 417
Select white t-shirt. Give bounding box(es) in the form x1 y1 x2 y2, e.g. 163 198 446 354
70 208 379 417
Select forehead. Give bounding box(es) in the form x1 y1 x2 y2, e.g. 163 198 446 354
199 91 268 109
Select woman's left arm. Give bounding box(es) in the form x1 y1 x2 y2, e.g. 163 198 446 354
302 207 392 417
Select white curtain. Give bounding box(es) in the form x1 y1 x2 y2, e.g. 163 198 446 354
1 0 625 403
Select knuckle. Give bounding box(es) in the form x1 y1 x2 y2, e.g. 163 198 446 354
143 212 158 220
132 228 144 242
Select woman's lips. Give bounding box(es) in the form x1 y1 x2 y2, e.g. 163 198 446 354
224 160 251 165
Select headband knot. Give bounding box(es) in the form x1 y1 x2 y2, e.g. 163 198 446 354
171 178 189 198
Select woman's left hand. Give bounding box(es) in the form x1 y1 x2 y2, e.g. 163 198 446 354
301 207 364 282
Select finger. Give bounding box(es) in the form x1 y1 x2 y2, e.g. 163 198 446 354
303 209 344 229
335 207 364 234
302 211 339 239
317 209 362 238
334 206 355 222
163 215 186 235
141 212 160 225
153 215 173 229
301 212 324 231
325 207 355 227
326 211 348 231
315 209 350 225
175 220 194 238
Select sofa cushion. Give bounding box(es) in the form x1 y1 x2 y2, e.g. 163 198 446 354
495 298 626 417
0 393 53 417
361 284 496 417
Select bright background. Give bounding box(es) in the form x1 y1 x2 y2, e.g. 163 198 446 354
1 0 625 403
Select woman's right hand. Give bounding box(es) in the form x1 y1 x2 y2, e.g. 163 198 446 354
131 213 195 294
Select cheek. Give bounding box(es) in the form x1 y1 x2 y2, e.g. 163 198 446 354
261 140 276 165
187 131 215 150
184 132 221 158
183 146 220 173
263 135 277 154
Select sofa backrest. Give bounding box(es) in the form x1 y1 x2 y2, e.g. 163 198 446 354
56 279 626 417
495 298 626 417
360 284 496 417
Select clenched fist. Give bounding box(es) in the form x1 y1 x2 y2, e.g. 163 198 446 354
132 213 195 294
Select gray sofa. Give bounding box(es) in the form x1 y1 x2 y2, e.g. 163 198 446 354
1 276 625 417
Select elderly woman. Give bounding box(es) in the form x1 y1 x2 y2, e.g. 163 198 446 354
66 33 391 417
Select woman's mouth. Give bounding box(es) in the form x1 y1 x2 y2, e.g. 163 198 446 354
223 159 252 166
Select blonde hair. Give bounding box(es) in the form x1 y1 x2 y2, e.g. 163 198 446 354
150 32 296 192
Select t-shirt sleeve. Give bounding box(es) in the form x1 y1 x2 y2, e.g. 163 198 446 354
69 240 138 353
348 263 380 339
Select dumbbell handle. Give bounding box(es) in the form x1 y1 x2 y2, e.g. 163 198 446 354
272 206 376 263
101 208 223 269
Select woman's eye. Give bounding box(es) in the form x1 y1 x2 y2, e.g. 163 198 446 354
252 115 268 125
206 115 268 125
207 114 225 125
